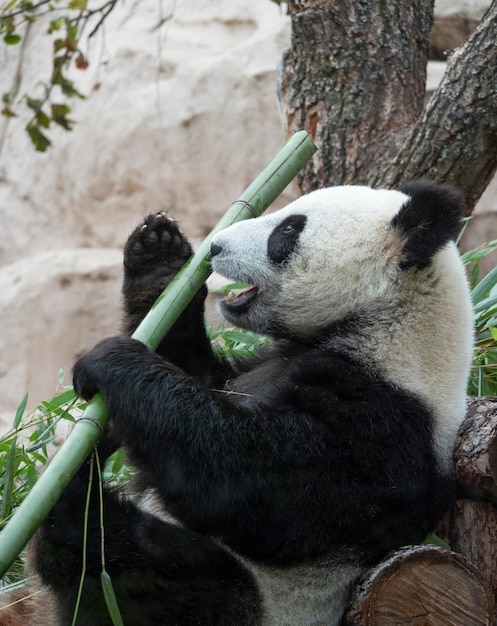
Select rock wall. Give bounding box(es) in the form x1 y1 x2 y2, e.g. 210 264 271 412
0 0 494 429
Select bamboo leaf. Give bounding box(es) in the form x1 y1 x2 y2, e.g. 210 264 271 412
474 293 497 314
25 436 55 454
221 329 261 345
0 438 17 520
461 240 497 265
13 394 28 429
472 264 497 304
423 532 450 550
100 570 124 626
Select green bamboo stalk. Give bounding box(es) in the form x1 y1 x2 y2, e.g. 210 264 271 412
0 130 317 578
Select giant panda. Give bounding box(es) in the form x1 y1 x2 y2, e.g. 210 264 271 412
15 181 474 625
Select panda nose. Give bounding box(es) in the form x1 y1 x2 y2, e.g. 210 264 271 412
211 242 223 257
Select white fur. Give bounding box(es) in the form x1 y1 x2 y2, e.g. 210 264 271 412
239 557 361 626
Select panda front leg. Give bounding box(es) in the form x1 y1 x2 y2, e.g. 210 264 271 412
31 444 262 626
122 212 217 380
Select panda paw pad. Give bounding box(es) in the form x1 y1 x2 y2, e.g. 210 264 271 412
124 212 192 275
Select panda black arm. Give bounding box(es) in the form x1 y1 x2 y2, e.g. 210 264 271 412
121 212 224 381
73 336 445 566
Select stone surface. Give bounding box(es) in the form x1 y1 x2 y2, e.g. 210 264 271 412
0 250 122 424
0 0 292 265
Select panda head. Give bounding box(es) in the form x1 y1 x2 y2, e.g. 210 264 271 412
210 181 464 338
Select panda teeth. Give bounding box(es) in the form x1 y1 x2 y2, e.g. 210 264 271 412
224 286 259 309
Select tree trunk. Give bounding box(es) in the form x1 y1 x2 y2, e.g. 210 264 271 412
454 397 497 505
344 545 492 626
278 0 497 214
435 398 497 619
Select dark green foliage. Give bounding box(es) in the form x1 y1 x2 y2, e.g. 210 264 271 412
0 0 117 150
463 239 497 396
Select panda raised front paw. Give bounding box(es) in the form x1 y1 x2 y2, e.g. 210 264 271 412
124 211 193 279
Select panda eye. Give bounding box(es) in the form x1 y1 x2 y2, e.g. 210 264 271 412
267 214 307 265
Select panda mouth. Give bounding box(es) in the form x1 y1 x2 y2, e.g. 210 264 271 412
223 285 259 312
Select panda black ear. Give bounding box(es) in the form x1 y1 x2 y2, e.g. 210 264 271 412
392 180 464 269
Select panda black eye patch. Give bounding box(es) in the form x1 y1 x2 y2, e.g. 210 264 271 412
267 215 307 265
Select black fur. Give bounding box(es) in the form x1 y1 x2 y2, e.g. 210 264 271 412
31 207 455 624
267 214 307 265
394 180 464 269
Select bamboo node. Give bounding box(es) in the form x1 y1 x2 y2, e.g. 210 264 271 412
77 417 104 434
229 199 257 218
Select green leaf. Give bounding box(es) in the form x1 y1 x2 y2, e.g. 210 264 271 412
2 107 17 117
26 97 42 112
26 123 51 152
474 293 497 314
3 33 21 45
461 240 497 265
0 438 17 520
44 388 78 408
221 329 260 345
69 0 87 9
13 394 28 430
51 103 73 130
423 532 450 550
52 72 84 98
48 18 64 33
25 435 55 454
471 264 497 305
1 107 16 118
37 110 50 129
109 449 125 475
100 570 124 626
66 22 78 44
25 464 38 489
53 38 65 52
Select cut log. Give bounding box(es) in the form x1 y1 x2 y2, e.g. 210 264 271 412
345 545 492 626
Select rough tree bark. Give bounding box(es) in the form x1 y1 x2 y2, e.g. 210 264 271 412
278 0 497 214
436 398 497 616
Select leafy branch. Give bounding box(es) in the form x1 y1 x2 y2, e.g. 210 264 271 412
0 0 120 151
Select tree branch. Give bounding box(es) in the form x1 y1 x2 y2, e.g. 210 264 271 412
0 0 52 20
373 0 497 214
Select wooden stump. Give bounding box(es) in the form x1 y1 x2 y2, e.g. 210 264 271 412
345 545 492 626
